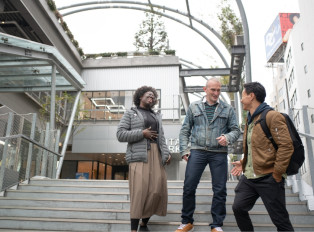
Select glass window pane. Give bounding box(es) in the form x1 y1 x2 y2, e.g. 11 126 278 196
77 161 93 179
106 165 112 179
99 162 105 179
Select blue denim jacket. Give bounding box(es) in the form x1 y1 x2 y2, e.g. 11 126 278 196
179 99 240 156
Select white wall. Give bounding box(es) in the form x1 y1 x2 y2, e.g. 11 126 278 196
81 66 180 119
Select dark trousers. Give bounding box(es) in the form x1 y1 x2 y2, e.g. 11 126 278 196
232 174 294 232
181 149 228 228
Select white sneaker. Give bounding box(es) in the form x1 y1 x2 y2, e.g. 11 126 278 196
175 223 194 232
211 227 224 232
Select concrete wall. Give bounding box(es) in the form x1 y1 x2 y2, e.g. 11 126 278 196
72 122 182 154
81 56 181 119
0 93 39 115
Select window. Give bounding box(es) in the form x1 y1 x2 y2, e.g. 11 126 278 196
279 87 284 97
301 42 304 51
80 90 161 121
311 114 314 124
279 100 285 111
287 69 294 91
304 65 308 74
294 111 300 129
290 90 298 108
308 89 311 98
286 48 292 70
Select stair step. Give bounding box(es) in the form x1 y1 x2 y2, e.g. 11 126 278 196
5 189 300 202
0 179 312 231
29 179 240 188
18 183 295 194
0 206 313 224
0 197 308 212
1 217 314 231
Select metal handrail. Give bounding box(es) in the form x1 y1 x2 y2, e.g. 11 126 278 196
0 134 61 157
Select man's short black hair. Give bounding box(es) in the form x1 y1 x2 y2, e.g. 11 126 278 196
243 82 266 103
133 86 158 107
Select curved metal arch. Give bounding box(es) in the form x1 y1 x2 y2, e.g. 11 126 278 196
58 1 223 41
59 5 229 67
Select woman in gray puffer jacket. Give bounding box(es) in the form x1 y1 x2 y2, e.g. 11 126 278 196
116 86 171 232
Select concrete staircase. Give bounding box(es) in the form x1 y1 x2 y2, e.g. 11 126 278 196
0 179 314 231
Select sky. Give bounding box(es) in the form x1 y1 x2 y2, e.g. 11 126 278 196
54 0 300 103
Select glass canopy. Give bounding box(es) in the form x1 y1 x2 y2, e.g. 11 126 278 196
0 32 85 92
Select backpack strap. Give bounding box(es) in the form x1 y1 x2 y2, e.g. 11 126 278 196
255 109 278 150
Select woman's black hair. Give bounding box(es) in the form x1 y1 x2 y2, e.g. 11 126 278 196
289 13 300 24
243 82 266 103
133 86 158 107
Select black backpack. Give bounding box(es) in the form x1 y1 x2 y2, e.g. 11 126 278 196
256 109 305 176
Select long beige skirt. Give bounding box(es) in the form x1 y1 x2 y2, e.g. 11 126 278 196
128 143 168 219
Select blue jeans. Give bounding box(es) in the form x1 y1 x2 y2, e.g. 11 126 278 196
181 149 228 228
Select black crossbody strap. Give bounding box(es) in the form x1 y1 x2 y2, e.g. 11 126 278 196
256 109 278 150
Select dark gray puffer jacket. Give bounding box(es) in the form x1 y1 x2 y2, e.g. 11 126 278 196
116 107 171 165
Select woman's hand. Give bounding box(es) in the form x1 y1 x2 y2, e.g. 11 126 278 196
231 161 243 176
143 126 158 140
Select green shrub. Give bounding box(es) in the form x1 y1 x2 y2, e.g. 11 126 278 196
47 0 57 11
116 52 128 57
164 49 176 55
133 51 144 56
101 53 113 57
77 48 84 56
149 50 159 55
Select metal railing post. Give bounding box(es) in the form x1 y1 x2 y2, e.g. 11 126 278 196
36 133 44 176
50 64 56 131
302 105 314 195
25 113 37 180
47 130 54 178
40 123 50 177
178 94 181 121
0 112 14 190
52 130 60 179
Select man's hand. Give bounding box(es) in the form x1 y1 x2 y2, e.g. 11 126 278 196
166 155 171 165
216 135 228 146
231 161 242 176
182 154 190 162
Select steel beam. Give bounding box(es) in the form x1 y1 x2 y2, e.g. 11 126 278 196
180 68 230 77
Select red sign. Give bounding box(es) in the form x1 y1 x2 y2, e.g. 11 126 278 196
280 13 300 42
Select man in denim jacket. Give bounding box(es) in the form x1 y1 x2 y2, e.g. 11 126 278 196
175 78 240 232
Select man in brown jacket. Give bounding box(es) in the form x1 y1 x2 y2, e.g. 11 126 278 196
231 82 294 231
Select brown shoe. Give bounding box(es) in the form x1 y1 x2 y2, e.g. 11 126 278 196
175 223 194 232
211 227 223 232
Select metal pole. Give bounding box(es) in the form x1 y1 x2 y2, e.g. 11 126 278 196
40 123 50 177
56 91 81 179
25 113 37 180
50 65 56 131
52 130 60 179
0 112 14 190
178 94 181 121
234 92 240 124
302 105 314 194
36 133 44 176
236 0 252 82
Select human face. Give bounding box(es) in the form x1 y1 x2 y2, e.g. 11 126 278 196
241 89 253 111
203 80 221 104
140 91 155 109
292 15 299 24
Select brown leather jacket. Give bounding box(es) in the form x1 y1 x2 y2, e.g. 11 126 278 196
240 110 294 181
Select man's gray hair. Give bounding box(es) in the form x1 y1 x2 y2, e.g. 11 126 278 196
206 77 221 86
